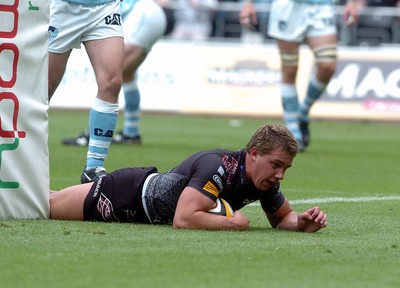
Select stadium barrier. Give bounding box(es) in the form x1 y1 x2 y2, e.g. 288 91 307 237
51 40 400 122
0 1 49 219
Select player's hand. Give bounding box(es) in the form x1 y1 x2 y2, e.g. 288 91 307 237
239 3 258 30
343 2 359 28
297 206 327 233
231 210 250 231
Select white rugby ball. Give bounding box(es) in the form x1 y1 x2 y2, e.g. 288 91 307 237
208 198 234 217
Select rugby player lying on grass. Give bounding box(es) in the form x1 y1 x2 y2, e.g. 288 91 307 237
50 124 327 232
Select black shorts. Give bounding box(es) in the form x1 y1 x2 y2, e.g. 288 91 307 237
83 166 157 223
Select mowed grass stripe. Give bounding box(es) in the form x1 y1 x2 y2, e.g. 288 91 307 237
248 195 400 206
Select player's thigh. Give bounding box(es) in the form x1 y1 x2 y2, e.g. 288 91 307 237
276 40 301 53
49 183 93 220
123 44 146 80
84 36 124 83
48 50 72 97
306 34 337 50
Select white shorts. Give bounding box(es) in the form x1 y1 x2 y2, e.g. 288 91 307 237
49 0 122 53
122 0 167 52
267 0 336 43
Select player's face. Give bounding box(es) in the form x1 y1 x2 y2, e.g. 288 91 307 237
249 148 293 191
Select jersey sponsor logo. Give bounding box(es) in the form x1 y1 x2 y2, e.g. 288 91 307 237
105 13 121 26
321 17 335 27
203 181 219 197
213 175 223 191
92 176 103 197
243 199 256 206
116 209 137 222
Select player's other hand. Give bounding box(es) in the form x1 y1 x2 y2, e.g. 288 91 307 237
297 206 328 233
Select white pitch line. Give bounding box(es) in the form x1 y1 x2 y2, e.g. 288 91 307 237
249 195 400 206
290 195 400 205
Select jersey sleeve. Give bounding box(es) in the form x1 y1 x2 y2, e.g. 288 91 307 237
185 154 226 201
259 183 286 213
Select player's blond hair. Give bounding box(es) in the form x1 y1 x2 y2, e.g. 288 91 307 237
245 124 298 157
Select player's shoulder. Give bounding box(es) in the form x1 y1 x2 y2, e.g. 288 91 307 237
174 149 243 175
192 148 241 162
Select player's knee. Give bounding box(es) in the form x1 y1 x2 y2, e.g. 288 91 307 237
281 67 297 83
317 61 336 80
314 45 337 78
99 74 123 96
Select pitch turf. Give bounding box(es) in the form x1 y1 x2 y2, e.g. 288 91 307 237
1 110 399 288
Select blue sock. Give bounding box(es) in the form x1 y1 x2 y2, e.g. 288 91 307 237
122 80 140 138
300 75 326 122
86 98 119 169
281 84 302 141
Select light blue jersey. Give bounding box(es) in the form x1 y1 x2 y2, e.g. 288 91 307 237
63 0 116 6
120 0 139 18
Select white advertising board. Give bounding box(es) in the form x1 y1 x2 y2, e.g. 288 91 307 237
51 40 400 122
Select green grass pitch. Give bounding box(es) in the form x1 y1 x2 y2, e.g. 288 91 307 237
1 110 399 288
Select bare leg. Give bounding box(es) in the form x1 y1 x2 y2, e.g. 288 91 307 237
306 34 337 83
275 40 303 144
84 37 124 103
81 37 124 172
48 50 72 100
49 183 93 220
123 43 146 82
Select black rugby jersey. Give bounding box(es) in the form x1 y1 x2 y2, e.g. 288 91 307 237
142 149 285 224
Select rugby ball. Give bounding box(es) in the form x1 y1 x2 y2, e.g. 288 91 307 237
208 198 234 217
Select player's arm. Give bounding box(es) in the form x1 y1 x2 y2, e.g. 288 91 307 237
173 187 250 231
265 198 328 233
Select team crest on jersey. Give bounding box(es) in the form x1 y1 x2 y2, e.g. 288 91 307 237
278 21 287 31
48 26 58 41
221 155 238 185
105 13 121 26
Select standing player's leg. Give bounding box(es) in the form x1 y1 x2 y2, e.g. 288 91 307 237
276 40 304 151
113 0 167 144
299 35 337 147
113 44 146 144
48 51 72 99
298 2 338 147
81 36 124 183
267 1 307 151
